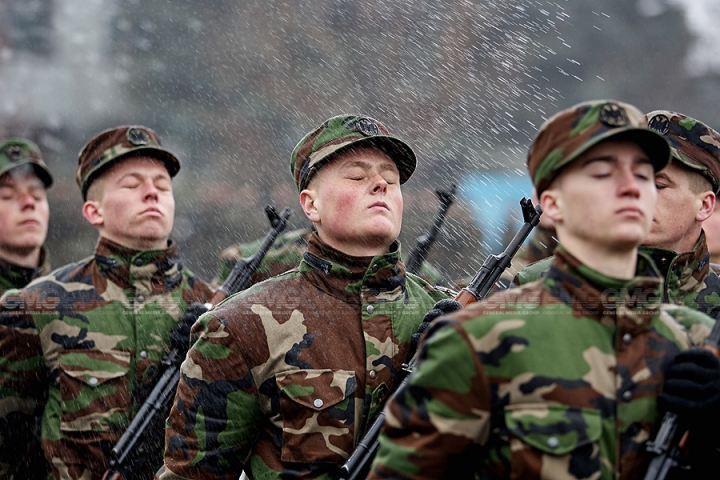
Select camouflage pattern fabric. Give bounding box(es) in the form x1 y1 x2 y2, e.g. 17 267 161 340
515 232 720 322
0 237 213 480
0 246 51 295
216 227 447 287
369 247 714 480
156 232 449 479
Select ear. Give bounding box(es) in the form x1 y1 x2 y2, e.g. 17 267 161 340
539 188 563 224
299 189 321 223
82 200 104 227
696 191 716 223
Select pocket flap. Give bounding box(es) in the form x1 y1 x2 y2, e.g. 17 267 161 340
504 404 602 455
276 369 356 411
58 350 131 387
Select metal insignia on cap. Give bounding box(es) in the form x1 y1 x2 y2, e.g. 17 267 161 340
647 114 670 135
354 117 379 136
5 145 23 162
598 103 628 128
127 127 150 146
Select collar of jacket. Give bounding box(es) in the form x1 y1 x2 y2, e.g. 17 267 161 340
526 224 558 264
545 245 663 324
94 236 183 292
0 245 51 292
639 231 711 304
300 232 407 305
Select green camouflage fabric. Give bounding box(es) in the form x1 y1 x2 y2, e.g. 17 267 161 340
0 246 51 295
290 114 416 192
515 233 720 322
369 246 714 480
527 100 670 195
646 110 720 194
216 227 447 287
0 237 213 480
156 232 449 479
0 139 53 187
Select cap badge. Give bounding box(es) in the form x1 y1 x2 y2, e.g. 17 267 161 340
598 103 628 128
647 114 670 135
5 145 24 162
352 117 379 137
127 127 151 146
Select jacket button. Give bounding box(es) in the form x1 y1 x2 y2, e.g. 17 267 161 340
313 399 324 408
140 351 148 359
134 258 144 266
369 370 377 379
547 437 559 448
366 305 375 314
136 295 145 303
623 333 632 344
622 390 632 401
372 264 379 272
89 377 98 386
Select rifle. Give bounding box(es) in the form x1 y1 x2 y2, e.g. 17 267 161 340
102 205 292 480
643 315 720 480
338 197 542 480
405 184 456 276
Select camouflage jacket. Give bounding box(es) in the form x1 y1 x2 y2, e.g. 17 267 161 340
157 232 449 480
369 247 714 480
216 227 447 287
516 232 720 321
0 246 51 294
0 237 213 480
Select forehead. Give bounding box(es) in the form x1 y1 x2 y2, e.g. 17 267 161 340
102 155 170 179
575 138 651 164
0 165 44 186
332 145 396 169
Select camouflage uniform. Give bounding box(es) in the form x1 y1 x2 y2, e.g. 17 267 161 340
216 227 447 287
0 126 213 480
368 100 701 479
0 246 50 294
368 247 713 479
157 115 449 479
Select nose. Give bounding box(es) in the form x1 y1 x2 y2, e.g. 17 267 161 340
371 173 388 194
618 167 641 198
18 191 37 210
143 179 159 201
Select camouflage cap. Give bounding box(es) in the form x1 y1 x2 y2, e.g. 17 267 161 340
76 125 181 200
527 100 671 194
0 139 53 187
290 114 416 192
646 110 720 194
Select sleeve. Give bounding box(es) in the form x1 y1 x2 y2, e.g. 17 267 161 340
0 290 48 477
156 311 262 480
368 319 492 480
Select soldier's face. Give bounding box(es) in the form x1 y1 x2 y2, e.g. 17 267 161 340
300 146 403 256
84 156 175 250
541 139 656 254
0 168 49 257
644 162 714 252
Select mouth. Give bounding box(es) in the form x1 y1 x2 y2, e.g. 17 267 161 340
369 202 389 211
141 207 163 216
18 219 40 227
616 207 643 217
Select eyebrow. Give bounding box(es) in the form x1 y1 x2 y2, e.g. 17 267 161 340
341 160 397 172
118 172 171 182
581 155 653 167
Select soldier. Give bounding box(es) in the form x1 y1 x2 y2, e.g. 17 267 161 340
516 111 720 323
0 139 53 295
155 114 449 479
368 100 719 479
0 126 213 480
0 139 54 479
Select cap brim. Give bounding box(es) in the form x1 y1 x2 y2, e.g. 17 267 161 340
0 161 53 188
557 127 671 174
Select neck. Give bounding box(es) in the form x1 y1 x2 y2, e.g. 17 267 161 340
559 235 637 280
316 231 391 257
0 245 41 269
646 227 701 255
99 234 169 252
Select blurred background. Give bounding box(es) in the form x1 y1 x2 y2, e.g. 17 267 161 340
1 0 718 285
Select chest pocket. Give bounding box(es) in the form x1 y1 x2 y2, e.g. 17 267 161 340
504 404 602 479
276 369 356 464
56 350 131 432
